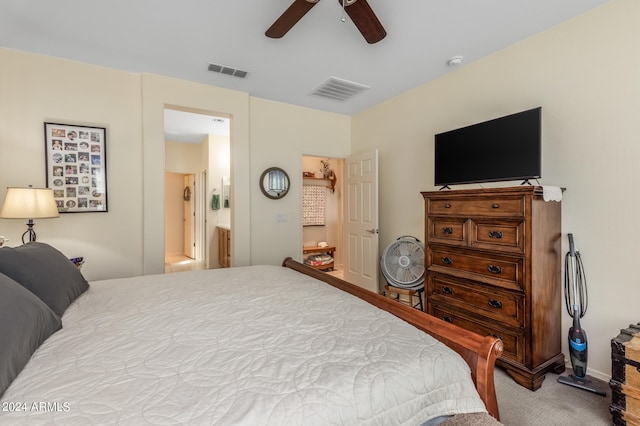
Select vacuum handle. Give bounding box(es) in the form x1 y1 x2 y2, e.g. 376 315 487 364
568 233 576 256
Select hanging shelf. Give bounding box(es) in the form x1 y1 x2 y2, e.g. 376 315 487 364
303 173 337 193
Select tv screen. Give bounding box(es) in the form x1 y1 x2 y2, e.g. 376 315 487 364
434 107 541 186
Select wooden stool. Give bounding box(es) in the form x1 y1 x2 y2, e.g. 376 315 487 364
384 285 423 311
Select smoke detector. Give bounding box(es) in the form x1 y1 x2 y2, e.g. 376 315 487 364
447 56 464 67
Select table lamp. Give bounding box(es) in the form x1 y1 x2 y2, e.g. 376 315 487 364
0 187 60 244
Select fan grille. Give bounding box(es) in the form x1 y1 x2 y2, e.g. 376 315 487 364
381 236 425 289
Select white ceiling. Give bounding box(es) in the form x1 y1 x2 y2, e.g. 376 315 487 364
1 0 609 120
164 109 230 144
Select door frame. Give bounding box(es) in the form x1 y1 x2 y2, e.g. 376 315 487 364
183 174 196 258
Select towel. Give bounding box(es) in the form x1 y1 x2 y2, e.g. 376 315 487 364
542 186 563 202
303 184 326 226
211 194 220 210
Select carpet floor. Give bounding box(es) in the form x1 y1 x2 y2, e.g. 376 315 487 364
495 368 611 425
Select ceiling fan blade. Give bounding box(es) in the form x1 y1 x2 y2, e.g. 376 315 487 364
341 0 386 44
266 0 319 39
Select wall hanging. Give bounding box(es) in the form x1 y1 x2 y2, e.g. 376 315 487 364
260 167 290 199
44 122 108 213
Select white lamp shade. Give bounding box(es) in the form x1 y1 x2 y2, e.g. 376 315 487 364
0 187 60 219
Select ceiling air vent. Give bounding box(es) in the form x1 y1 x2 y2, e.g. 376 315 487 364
207 62 248 79
310 77 370 102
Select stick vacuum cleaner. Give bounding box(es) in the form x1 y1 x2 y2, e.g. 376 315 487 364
557 233 606 396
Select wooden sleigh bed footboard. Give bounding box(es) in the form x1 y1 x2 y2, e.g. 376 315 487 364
282 257 504 420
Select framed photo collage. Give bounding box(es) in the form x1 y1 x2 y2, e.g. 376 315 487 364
44 122 108 213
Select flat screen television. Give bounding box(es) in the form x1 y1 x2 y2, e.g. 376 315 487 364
434 107 541 187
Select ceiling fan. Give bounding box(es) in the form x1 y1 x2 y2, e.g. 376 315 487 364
265 0 386 44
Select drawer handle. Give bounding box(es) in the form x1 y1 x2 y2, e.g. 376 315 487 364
489 231 503 239
443 316 453 323
487 265 502 274
444 203 451 208
441 257 453 265
489 333 503 340
442 286 453 295
492 203 500 209
442 227 453 235
488 299 503 309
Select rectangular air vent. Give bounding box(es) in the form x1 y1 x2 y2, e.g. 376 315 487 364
309 77 370 102
207 62 248 79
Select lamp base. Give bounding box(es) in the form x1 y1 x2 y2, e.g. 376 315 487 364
21 220 37 244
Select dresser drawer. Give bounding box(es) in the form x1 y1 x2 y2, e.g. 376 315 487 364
428 196 525 218
427 275 524 327
427 217 467 247
432 305 525 363
428 247 524 291
470 220 525 254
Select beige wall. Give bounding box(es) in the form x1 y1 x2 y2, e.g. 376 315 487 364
165 140 202 173
351 0 640 378
0 49 143 280
249 97 351 266
0 48 351 280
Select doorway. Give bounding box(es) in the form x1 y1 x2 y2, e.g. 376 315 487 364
301 156 343 278
163 108 230 272
164 172 198 271
301 151 380 292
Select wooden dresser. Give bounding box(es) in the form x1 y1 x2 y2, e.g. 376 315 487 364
421 186 564 390
610 323 640 425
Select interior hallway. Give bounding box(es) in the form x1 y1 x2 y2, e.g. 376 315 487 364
164 254 206 273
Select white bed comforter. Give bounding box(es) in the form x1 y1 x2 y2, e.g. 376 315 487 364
1 265 486 425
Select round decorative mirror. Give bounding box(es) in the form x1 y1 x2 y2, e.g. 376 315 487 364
260 167 290 199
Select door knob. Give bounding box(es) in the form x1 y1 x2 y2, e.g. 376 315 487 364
366 228 379 234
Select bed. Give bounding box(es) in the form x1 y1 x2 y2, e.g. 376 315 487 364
0 243 502 425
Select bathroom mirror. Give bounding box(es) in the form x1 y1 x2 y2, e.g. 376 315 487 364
222 176 230 208
260 167 290 199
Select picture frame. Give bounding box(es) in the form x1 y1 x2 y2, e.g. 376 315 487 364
44 122 108 213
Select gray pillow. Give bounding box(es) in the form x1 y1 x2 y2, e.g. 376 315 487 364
0 242 89 316
0 272 62 398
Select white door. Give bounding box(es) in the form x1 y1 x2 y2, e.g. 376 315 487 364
183 174 195 258
343 150 379 293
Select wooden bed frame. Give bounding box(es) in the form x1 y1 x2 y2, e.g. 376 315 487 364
283 257 504 420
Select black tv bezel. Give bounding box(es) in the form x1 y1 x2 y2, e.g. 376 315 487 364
434 107 542 187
